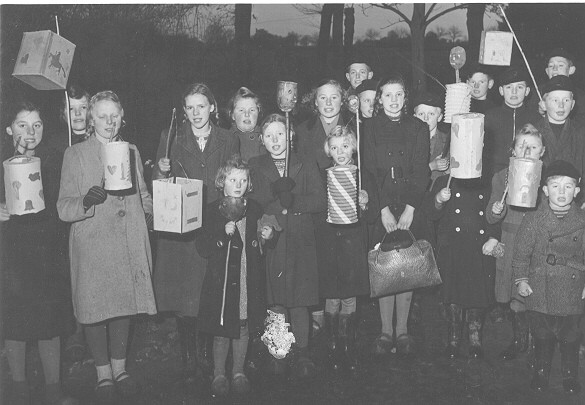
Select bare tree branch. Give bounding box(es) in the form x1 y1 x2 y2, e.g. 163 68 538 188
426 3 472 27
425 4 437 20
372 4 412 24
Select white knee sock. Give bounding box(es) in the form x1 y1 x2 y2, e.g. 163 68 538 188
111 358 127 380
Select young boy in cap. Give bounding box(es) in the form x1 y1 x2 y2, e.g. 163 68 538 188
465 63 496 114
345 61 373 96
356 79 378 119
513 159 585 394
484 66 538 177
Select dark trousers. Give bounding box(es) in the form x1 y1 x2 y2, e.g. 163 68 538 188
527 311 581 343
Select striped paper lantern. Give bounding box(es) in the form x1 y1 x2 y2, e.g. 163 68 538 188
327 165 358 224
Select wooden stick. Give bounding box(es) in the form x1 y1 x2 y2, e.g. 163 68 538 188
499 5 542 101
446 174 453 189
500 184 509 204
55 16 72 147
108 122 117 143
220 239 231 326
455 69 460 84
356 109 362 188
284 111 290 177
165 108 176 159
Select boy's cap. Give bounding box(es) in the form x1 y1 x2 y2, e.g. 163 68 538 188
499 66 529 86
541 75 574 95
463 62 493 80
356 79 378 94
544 159 581 182
412 92 443 109
546 47 574 64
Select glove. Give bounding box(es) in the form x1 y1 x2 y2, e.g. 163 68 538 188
271 177 296 195
145 212 154 230
278 191 295 209
83 186 107 211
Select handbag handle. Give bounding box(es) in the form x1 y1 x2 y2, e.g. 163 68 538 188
375 229 423 264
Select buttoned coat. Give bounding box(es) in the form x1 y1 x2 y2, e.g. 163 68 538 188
152 122 239 316
513 203 585 316
57 136 156 324
231 125 265 162
249 152 326 307
536 117 585 177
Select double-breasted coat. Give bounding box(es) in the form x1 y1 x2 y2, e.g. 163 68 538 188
249 152 327 308
152 122 239 317
57 136 156 324
513 203 585 316
196 199 272 339
427 176 498 308
231 125 265 162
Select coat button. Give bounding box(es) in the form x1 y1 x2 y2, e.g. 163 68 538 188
479 194 484 199
549 238 554 243
217 240 224 248
118 196 124 201
455 193 461 198
574 236 578 241
388 152 393 157
479 230 485 234
479 211 484 216
118 210 126 217
201 163 205 168
399 151 404 156
572 274 576 279
455 209 460 213
252 240 258 248
455 227 460 232
336 231 342 237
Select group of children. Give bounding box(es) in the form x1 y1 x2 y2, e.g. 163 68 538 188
3 46 585 404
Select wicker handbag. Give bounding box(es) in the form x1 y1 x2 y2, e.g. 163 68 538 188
369 230 442 298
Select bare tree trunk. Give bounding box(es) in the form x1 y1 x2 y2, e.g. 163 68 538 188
410 4 427 93
234 4 252 85
318 4 334 75
466 4 485 64
343 6 355 59
331 4 344 48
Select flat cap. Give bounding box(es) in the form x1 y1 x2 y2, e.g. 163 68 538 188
544 159 580 182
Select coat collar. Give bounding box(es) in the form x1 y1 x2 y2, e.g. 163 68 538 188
256 153 303 182
176 122 226 160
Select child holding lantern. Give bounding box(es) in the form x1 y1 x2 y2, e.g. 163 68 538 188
249 113 326 379
195 155 276 397
486 123 545 361
58 91 156 401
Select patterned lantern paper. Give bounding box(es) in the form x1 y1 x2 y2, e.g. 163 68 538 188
3 156 45 215
327 165 358 224
101 141 132 191
450 113 484 179
507 157 543 208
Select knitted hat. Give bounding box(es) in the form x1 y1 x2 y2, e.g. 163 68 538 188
546 47 575 64
412 92 443 110
544 159 581 182
541 75 574 95
499 66 529 86
356 79 378 95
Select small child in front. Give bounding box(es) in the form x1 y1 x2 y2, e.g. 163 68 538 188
514 160 585 394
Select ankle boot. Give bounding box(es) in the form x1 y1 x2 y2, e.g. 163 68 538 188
500 310 529 360
530 337 555 392
176 316 202 387
339 313 360 374
467 308 486 359
445 303 463 359
560 337 581 394
324 312 342 371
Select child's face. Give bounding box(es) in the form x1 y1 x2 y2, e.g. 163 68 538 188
223 168 249 198
545 57 575 79
315 84 342 120
379 83 405 119
513 134 545 159
414 104 442 133
499 81 530 108
358 90 377 118
467 73 493 100
91 100 123 141
542 90 575 124
346 63 372 89
328 136 353 165
7 110 43 151
64 96 88 132
183 93 214 131
232 97 259 133
262 121 287 159
544 176 580 210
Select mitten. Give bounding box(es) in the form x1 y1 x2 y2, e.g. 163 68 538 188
271 177 296 195
278 191 295 209
145 212 154 230
83 186 107 211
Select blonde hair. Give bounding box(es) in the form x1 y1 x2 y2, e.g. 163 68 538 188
324 125 357 157
87 90 124 137
215 154 252 193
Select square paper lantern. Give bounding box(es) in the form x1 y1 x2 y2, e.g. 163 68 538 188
478 31 514 66
12 30 75 90
153 177 203 233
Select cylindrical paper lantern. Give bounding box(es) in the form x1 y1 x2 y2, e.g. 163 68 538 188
101 141 132 191
327 165 358 224
450 113 484 179
3 156 45 215
444 83 471 123
507 157 543 208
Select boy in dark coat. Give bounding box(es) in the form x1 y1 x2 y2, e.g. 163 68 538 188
465 63 497 114
514 160 585 394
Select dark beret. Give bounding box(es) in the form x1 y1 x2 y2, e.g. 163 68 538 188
356 79 379 95
412 92 443 110
499 66 529 86
541 75 574 95
546 47 575 64
544 159 580 182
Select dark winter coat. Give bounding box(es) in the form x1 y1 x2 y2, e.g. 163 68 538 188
296 114 347 175
429 129 450 188
249 152 326 307
230 125 265 162
152 122 240 316
196 199 272 339
470 98 496 115
1 143 70 340
535 117 585 177
513 203 585 316
426 176 498 308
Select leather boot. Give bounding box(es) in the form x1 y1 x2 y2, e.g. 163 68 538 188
324 312 342 371
339 313 360 374
530 337 555 392
500 310 529 360
560 337 581 394
467 308 486 359
445 303 463 359
176 316 202 389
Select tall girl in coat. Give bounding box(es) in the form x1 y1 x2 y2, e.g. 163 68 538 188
196 156 275 397
363 74 431 356
1 101 77 405
249 114 327 378
153 83 239 387
58 91 156 400
227 87 265 161
319 126 378 373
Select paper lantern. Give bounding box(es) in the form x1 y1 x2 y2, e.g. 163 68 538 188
450 113 484 179
153 177 203 233
3 156 45 215
444 83 471 123
327 165 358 224
101 142 132 191
507 157 543 208
479 31 514 66
12 30 75 91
